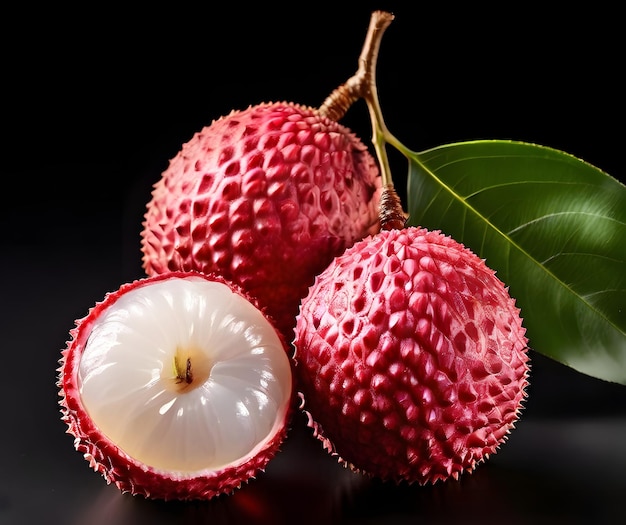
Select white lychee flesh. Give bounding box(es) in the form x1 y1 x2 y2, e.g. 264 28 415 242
59 272 293 500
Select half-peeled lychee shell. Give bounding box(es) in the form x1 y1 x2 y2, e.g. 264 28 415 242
58 271 294 500
294 226 530 484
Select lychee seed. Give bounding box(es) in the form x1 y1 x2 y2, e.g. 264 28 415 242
294 226 530 484
141 101 382 343
58 271 294 500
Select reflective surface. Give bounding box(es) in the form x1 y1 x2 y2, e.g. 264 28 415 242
3 230 626 525
2 2 625 523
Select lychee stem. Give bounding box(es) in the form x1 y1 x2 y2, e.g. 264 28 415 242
379 184 408 230
318 11 392 123
319 11 408 230
174 355 193 385
174 354 194 385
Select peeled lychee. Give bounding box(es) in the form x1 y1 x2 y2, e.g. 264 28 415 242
294 226 530 484
141 101 381 342
58 271 293 500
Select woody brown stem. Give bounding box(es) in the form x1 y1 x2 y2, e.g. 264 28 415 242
318 11 394 122
379 184 409 230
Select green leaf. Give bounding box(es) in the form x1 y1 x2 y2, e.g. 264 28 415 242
405 140 626 385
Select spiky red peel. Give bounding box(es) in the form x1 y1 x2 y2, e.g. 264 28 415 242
141 102 381 343
58 271 294 500
294 227 530 484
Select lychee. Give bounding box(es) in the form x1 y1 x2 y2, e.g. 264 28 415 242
58 271 293 500
294 226 530 484
141 101 381 342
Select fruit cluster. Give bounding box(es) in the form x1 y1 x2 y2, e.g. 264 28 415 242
57 11 529 501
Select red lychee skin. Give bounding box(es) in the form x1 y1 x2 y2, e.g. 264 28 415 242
141 102 381 343
294 227 530 484
58 271 293 501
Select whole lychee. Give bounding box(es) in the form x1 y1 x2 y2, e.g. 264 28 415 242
141 102 381 342
58 271 293 500
294 226 530 484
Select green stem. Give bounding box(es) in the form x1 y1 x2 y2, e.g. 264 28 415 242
319 10 408 229
359 12 408 229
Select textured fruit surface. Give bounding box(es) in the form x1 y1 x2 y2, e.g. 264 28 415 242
58 271 293 500
294 227 530 484
141 102 381 342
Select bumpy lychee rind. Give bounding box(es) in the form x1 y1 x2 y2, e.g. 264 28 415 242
141 102 381 342
294 227 530 484
58 271 294 501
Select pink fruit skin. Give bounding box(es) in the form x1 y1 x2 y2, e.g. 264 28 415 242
141 102 381 343
58 271 293 501
294 227 530 484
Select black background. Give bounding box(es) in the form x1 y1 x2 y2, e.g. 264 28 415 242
2 2 625 524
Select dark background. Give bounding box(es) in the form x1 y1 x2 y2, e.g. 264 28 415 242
2 2 625 524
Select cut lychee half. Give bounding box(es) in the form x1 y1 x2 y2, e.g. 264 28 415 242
58 271 294 500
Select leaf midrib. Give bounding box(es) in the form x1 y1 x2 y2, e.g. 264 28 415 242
409 150 625 339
